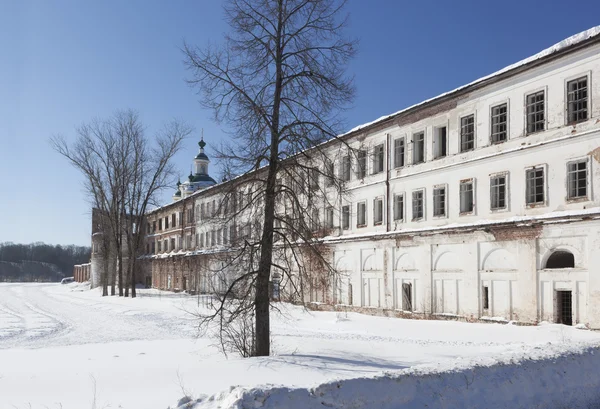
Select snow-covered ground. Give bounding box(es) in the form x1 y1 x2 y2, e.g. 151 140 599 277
1 283 600 409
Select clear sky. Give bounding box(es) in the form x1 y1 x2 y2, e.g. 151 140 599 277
1 0 599 247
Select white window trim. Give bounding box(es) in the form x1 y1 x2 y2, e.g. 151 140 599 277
459 112 477 153
373 196 385 226
371 143 385 175
565 156 591 202
524 163 548 208
564 71 592 126
489 171 510 213
393 192 405 223
432 121 449 160
459 178 476 216
393 136 406 169
411 188 425 222
341 204 351 230
356 200 367 228
411 130 426 165
489 99 510 145
524 85 548 136
432 183 448 219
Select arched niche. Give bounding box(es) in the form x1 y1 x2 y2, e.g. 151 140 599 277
544 250 575 269
482 248 516 271
394 253 416 271
433 251 461 271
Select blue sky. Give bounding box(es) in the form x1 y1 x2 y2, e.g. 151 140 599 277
1 0 599 246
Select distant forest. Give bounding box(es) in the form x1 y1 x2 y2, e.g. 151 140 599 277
0 242 91 282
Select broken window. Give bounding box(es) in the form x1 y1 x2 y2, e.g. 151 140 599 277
357 201 366 227
567 160 587 200
491 103 507 143
394 137 405 168
490 174 507 210
357 149 367 179
460 179 474 214
433 126 447 159
412 190 424 221
526 167 545 205
526 91 545 134
393 194 404 221
567 77 588 124
413 132 425 164
460 115 475 152
373 197 384 225
372 144 384 174
545 251 575 269
342 205 350 230
433 186 446 217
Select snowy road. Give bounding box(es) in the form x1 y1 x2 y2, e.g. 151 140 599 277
1 283 600 409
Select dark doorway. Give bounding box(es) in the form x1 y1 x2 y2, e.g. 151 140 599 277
555 290 573 326
182 277 187 291
545 251 575 269
402 283 413 312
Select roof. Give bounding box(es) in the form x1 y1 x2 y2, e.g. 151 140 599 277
189 174 217 184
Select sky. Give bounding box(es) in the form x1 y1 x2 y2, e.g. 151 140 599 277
1 0 599 247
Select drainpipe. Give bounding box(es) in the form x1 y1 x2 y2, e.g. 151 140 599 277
386 132 392 233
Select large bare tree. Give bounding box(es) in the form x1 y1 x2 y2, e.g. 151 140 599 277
183 0 356 356
51 110 190 296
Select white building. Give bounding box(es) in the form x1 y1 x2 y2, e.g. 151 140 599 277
145 26 600 328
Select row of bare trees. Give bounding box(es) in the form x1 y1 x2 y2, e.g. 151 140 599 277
51 111 192 297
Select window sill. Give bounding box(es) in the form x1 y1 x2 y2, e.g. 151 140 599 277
433 214 447 219
459 211 474 216
432 155 447 161
374 221 383 226
411 218 423 222
356 224 367 228
490 138 507 145
526 202 546 209
566 196 588 203
490 207 509 213
567 118 588 126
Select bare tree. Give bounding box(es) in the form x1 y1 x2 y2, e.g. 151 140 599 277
183 0 356 356
51 110 190 297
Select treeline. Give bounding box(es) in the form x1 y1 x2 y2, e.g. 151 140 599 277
0 242 91 282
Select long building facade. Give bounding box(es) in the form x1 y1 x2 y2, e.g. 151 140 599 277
129 27 600 328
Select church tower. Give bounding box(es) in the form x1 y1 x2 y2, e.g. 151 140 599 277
173 135 217 201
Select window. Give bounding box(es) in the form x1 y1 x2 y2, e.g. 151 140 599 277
402 283 413 312
310 169 319 191
567 160 587 200
200 203 205 218
186 235 192 249
341 155 351 181
342 205 350 230
433 186 446 217
170 238 176 251
526 167 545 205
394 137 405 168
158 219 162 230
460 115 475 152
357 201 366 227
157 241 162 252
393 194 404 221
491 103 507 143
413 132 424 164
357 150 367 179
171 213 176 227
311 208 319 231
187 208 194 224
567 77 588 124
165 217 169 230
152 221 156 232
433 126 447 159
373 197 384 225
526 91 545 134
372 144 384 174
326 207 334 229
211 230 216 245
490 174 507 210
229 225 237 243
205 231 210 247
459 179 474 214
412 190 424 221
326 162 335 186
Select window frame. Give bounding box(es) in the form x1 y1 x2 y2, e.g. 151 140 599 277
490 101 509 144
393 136 406 169
412 131 425 164
393 193 405 222
460 114 476 152
325 206 335 229
525 88 547 135
356 201 367 228
459 178 475 215
342 205 350 230
341 154 351 182
411 189 425 221
372 143 385 175
565 73 590 125
566 158 589 202
356 149 367 179
489 171 509 212
433 125 448 160
525 164 547 207
373 196 384 226
432 184 447 218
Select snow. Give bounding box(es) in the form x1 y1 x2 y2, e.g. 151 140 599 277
343 26 600 137
1 283 600 409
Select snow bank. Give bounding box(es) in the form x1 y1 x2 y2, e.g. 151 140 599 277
176 345 600 409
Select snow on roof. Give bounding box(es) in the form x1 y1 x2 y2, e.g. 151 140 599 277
343 25 600 137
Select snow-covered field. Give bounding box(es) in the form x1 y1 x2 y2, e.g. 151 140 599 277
1 283 600 409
